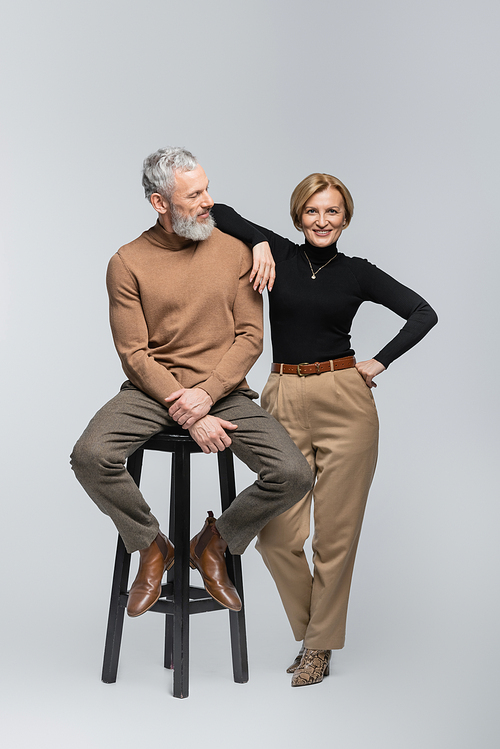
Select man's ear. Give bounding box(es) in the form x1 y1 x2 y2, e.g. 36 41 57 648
150 192 170 215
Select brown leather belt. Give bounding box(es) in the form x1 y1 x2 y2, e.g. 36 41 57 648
271 356 356 376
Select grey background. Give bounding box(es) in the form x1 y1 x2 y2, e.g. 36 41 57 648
1 0 498 746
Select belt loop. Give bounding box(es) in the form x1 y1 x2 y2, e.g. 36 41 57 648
280 363 284 376
329 360 334 372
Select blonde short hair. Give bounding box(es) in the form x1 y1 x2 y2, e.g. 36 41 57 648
290 173 354 231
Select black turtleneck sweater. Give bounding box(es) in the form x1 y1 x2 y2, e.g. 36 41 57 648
211 204 437 367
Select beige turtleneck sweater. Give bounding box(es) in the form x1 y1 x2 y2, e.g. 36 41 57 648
106 220 263 406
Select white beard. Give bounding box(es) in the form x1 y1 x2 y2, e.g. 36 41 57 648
170 205 215 241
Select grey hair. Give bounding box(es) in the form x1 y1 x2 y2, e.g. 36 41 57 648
142 146 198 200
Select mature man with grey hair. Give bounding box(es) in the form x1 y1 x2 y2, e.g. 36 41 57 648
71 146 312 618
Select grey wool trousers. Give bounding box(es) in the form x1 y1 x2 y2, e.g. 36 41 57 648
71 381 313 555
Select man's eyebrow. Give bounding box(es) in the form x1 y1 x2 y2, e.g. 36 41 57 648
187 182 209 196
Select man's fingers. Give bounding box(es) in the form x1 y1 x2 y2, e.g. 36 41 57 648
220 432 232 448
197 437 229 454
217 419 238 430
189 421 234 452
164 389 185 403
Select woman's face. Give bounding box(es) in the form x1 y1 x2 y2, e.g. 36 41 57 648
300 187 346 248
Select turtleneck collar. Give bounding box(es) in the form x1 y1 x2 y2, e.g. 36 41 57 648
145 218 197 251
302 239 339 265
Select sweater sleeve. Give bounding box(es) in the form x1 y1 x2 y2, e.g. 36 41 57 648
212 203 296 261
350 258 438 368
196 247 263 402
106 253 183 402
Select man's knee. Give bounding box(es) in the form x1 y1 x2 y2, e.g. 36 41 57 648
70 435 89 480
268 453 313 503
70 431 111 483
286 458 314 501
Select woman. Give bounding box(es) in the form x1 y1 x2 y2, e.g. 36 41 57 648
211 174 437 687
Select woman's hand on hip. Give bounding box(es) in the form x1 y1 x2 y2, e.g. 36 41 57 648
249 241 276 293
355 359 386 388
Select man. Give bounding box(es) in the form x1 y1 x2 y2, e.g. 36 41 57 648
71 146 312 618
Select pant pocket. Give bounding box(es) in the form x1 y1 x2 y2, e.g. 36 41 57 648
261 373 281 416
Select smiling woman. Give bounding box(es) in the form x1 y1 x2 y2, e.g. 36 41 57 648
290 173 353 231
211 171 437 687
300 188 346 248
289 174 352 272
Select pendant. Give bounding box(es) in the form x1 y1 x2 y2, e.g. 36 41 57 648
311 274 316 279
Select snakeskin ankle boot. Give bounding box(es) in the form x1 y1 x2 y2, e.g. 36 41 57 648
291 648 331 687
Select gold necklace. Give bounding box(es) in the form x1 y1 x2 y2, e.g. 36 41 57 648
303 250 338 279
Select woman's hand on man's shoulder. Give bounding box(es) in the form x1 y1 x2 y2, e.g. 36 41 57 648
249 241 276 293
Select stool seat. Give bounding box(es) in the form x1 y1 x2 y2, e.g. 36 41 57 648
101 426 248 698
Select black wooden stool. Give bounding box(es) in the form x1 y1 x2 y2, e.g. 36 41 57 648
101 426 248 698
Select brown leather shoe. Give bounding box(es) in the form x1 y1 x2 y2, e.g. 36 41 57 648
190 511 242 612
127 531 174 617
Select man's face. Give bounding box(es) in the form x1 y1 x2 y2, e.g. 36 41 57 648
169 165 215 240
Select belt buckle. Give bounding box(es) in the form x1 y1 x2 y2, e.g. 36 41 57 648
297 362 309 377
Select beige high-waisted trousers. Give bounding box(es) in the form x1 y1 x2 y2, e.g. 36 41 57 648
256 367 379 649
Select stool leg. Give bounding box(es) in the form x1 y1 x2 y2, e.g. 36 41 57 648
101 448 143 683
164 455 176 670
226 556 249 683
171 443 191 698
217 451 249 683
102 535 131 683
